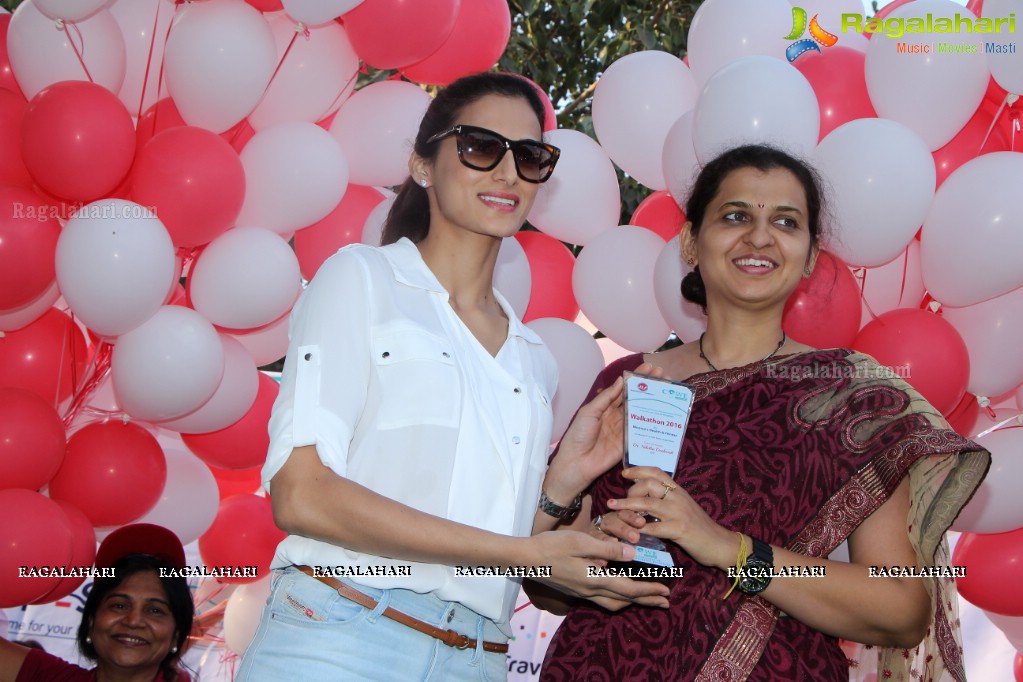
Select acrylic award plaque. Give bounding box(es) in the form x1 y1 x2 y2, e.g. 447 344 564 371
615 371 694 574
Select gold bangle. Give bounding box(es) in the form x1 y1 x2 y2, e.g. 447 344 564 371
721 532 748 600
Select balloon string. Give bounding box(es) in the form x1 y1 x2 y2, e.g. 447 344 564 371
898 247 910 307
978 94 1009 152
62 340 114 429
975 412 1023 439
61 20 94 83
150 2 185 134
315 66 359 125
855 268 882 323
248 28 302 116
135 0 164 120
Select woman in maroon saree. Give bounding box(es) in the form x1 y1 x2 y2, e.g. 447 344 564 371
535 145 989 682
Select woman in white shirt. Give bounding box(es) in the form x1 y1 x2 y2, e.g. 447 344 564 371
236 73 669 682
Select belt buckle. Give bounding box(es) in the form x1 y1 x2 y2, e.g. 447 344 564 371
449 630 471 649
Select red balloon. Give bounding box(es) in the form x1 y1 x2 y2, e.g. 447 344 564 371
852 309 969 415
221 117 256 153
0 89 31 188
0 186 60 310
132 127 245 248
0 388 66 491
295 185 386 280
933 97 1012 188
400 0 511 86
21 81 136 202
1015 652 1023 682
629 190 686 242
0 308 89 407
49 421 168 527
954 527 1023 616
136 98 188 150
31 501 97 604
246 0 284 10
343 0 460 70
945 392 981 437
794 47 878 140
515 231 579 323
198 494 285 583
206 463 263 501
0 489 73 608
182 373 279 469
0 14 24 97
783 251 861 349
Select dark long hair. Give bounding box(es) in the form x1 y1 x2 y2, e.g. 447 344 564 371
380 72 548 246
78 554 193 681
680 144 828 310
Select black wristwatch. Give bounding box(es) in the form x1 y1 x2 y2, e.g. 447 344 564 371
537 489 582 521
738 537 774 595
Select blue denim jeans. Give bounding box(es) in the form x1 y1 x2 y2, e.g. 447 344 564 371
235 567 509 682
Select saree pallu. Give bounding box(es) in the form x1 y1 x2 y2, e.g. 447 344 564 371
540 349 990 682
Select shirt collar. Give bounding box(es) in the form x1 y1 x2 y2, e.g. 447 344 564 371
382 238 544 346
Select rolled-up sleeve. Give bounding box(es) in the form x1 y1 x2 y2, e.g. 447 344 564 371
263 250 371 490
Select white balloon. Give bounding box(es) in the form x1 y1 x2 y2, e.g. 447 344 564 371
653 235 707 343
527 129 621 246
943 285 1023 398
494 237 531 321
163 0 276 132
55 199 176 338
527 318 604 442
661 111 701 208
281 0 364 26
814 118 935 267
329 80 432 187
7 2 125 99
573 226 670 352
109 0 175 116
864 0 989 150
229 312 291 367
112 306 225 422
35 0 110 21
190 228 302 330
984 0 1023 94
157 335 260 434
692 56 820 163
237 122 349 233
137 444 219 545
224 576 272 654
950 412 1023 533
248 14 360 131
360 192 396 246
852 240 925 324
592 51 698 190
920 152 1023 307
687 0 792 87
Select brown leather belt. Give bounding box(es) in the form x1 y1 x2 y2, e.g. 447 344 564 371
294 565 509 654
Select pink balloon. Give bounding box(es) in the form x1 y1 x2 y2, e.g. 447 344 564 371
943 284 1023 398
112 306 225 422
329 80 430 187
294 184 386 280
400 0 511 86
182 373 279 470
249 14 359 131
653 235 706 343
132 126 245 248
526 318 604 442
343 0 459 70
280 0 361 25
109 0 176 117
685 0 791 87
190 228 302 331
7 3 125 99
137 444 219 545
228 314 290 368
527 129 621 246
950 411 1023 534
573 226 670 352
157 335 259 434
661 111 699 207
0 186 60 310
163 0 276 133
35 0 110 22
493 236 531 321
852 241 925 326
21 81 135 202
50 421 167 527
224 575 272 654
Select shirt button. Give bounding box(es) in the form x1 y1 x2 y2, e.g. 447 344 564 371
512 436 521 445
447 609 455 622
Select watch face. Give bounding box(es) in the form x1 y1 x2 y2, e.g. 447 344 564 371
738 557 773 594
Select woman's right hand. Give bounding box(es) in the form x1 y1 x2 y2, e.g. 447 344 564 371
525 529 670 611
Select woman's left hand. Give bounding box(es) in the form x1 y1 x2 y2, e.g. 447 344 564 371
607 466 738 570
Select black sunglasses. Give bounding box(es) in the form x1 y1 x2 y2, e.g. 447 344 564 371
426 124 560 183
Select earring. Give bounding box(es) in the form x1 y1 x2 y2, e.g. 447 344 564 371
86 636 92 645
418 178 429 188
686 258 695 266
171 646 178 654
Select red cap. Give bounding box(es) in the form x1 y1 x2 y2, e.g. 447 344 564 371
95 524 186 570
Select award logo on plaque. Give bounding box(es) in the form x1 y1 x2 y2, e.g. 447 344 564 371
618 371 694 573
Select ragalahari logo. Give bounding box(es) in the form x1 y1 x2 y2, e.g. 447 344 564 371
785 7 839 62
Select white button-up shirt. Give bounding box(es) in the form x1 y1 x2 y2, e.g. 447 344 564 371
263 238 557 627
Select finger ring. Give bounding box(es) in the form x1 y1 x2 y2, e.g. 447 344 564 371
594 514 606 534
661 481 677 499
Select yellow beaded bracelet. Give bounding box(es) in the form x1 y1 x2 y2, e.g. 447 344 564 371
721 532 748 600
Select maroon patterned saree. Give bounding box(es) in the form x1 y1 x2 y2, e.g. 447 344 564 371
540 349 989 682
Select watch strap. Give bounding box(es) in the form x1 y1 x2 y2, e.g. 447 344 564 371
537 489 582 520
